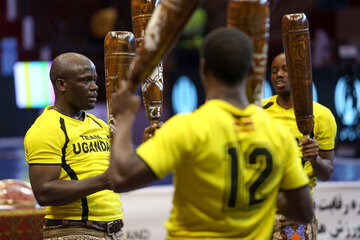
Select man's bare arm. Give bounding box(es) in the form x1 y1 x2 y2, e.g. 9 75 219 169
107 83 158 192
277 185 314 223
300 138 334 181
29 164 110 206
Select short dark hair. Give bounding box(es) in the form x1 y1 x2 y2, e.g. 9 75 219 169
200 27 253 86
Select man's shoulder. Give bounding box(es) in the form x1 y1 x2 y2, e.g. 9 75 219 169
262 95 277 109
25 109 62 142
313 101 335 119
160 105 211 134
28 109 60 132
164 112 194 128
313 101 331 111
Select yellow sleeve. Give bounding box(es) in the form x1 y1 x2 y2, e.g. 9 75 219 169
314 106 337 150
136 114 196 179
280 131 309 190
24 125 64 165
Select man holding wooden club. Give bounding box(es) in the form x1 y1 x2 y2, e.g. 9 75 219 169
263 13 337 240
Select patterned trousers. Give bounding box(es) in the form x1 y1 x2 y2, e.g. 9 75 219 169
43 225 126 240
272 213 318 240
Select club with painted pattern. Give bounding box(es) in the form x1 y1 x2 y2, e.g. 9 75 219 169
128 0 199 92
132 0 163 125
282 13 314 141
104 31 136 141
227 0 270 106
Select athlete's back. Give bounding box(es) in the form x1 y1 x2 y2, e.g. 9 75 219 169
136 100 309 239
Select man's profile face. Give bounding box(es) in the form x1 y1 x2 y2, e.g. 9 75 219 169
64 59 98 111
271 53 290 98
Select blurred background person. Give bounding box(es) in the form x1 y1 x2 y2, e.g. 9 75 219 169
263 52 337 240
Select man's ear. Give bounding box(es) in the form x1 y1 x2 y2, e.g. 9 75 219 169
56 78 66 93
200 58 207 78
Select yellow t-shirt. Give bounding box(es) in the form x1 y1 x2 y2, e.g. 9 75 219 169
137 100 309 240
24 106 122 221
263 95 337 191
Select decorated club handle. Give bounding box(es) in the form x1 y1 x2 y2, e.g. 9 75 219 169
282 13 314 140
227 0 270 106
128 0 199 92
131 0 157 47
132 0 163 125
104 31 136 140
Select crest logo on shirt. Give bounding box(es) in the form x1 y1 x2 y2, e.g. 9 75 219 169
334 76 360 141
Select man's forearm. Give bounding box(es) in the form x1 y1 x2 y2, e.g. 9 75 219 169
277 191 306 223
109 113 136 189
309 156 333 181
34 174 109 206
277 187 314 224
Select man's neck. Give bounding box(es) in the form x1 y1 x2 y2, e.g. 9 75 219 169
276 95 293 109
52 104 84 121
206 84 249 109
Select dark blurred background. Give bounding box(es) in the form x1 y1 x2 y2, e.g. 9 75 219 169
1 0 360 181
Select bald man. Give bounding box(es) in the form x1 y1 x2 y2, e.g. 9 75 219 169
24 53 125 240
